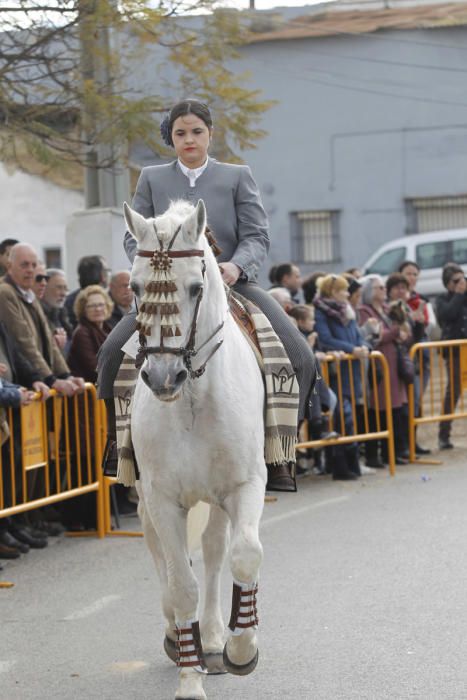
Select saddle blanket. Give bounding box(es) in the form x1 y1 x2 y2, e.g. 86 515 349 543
114 291 299 486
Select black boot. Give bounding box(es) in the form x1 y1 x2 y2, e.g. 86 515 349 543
102 398 119 477
266 462 297 492
345 445 361 477
332 448 358 481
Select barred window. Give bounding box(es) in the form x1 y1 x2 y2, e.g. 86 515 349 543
406 195 467 233
292 210 340 264
44 247 62 268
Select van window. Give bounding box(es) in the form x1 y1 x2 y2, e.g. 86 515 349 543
452 238 467 265
416 241 450 269
366 247 406 275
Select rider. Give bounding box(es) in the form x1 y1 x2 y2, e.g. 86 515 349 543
98 99 316 491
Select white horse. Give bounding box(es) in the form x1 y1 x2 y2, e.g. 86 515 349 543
124 199 267 700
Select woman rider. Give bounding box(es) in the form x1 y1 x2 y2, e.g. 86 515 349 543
98 99 316 491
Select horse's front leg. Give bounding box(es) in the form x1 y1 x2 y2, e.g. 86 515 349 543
146 494 207 700
200 504 230 673
222 475 265 676
136 487 178 663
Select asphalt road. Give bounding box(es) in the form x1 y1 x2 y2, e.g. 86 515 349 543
2 441 467 700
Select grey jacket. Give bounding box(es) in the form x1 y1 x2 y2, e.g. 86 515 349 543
124 158 269 282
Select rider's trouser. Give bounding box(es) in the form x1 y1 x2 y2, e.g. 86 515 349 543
97 281 317 427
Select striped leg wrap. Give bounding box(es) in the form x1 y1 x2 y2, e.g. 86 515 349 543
228 581 259 636
175 620 207 674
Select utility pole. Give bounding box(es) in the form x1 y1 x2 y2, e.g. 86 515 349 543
78 0 130 209
66 0 131 283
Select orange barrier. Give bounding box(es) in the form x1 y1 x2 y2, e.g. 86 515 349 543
408 339 467 463
0 384 104 537
296 351 396 476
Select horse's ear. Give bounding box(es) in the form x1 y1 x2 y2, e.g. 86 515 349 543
123 202 147 242
184 199 206 243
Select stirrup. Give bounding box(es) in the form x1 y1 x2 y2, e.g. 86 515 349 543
266 462 297 493
102 437 118 477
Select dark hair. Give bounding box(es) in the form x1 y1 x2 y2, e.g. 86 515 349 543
160 100 213 147
345 267 361 277
398 260 420 273
77 255 105 289
302 271 326 304
0 238 19 255
342 273 361 296
442 262 463 288
269 263 294 286
386 272 409 296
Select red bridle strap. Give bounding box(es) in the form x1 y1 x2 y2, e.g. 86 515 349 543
136 249 204 259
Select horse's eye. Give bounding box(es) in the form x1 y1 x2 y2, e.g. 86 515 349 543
131 281 141 297
189 283 203 298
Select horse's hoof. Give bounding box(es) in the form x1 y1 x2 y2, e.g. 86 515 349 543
163 635 177 664
204 652 227 675
222 645 259 676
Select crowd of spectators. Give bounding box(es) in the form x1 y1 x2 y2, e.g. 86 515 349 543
0 240 136 565
269 257 467 481
1 233 466 567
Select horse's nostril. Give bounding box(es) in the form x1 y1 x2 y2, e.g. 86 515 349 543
141 370 149 386
175 369 188 386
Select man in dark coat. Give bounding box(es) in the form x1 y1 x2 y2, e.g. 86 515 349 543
435 262 467 449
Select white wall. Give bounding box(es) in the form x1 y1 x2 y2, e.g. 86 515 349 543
0 164 84 273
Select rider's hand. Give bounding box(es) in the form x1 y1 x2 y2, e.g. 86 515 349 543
32 381 51 401
219 262 241 287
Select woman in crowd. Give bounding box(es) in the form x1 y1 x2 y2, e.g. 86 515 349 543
399 261 436 454
358 275 411 466
313 274 369 479
68 286 113 382
97 99 316 492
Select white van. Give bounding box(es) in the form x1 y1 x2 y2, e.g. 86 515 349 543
362 228 467 298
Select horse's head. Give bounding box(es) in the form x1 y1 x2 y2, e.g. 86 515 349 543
124 199 210 401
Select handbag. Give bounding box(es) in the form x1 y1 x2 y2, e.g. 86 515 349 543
396 344 415 385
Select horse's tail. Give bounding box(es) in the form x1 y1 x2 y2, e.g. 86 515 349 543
187 501 210 554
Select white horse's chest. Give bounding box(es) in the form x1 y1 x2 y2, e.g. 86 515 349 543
131 345 265 506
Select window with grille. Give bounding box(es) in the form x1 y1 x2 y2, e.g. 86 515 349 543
43 247 62 269
406 195 467 234
292 210 340 264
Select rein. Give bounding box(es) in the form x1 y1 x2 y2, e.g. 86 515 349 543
134 224 224 379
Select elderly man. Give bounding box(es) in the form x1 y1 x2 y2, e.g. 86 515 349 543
108 270 134 329
0 244 83 396
41 268 73 352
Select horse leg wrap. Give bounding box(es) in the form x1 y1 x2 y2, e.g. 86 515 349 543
175 619 207 674
228 580 259 637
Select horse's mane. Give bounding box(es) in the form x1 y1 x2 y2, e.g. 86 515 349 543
164 199 222 257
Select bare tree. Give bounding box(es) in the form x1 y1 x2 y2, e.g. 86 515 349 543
0 0 272 171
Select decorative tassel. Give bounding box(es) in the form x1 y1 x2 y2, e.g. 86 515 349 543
117 440 136 487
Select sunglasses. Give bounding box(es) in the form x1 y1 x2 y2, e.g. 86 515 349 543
35 274 50 283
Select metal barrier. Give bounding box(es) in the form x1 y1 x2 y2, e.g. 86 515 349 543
408 339 467 463
296 351 396 476
0 384 104 537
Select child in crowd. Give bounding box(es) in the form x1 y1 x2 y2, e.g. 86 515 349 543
288 305 337 475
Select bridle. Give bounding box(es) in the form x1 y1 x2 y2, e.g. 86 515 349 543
134 224 225 379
